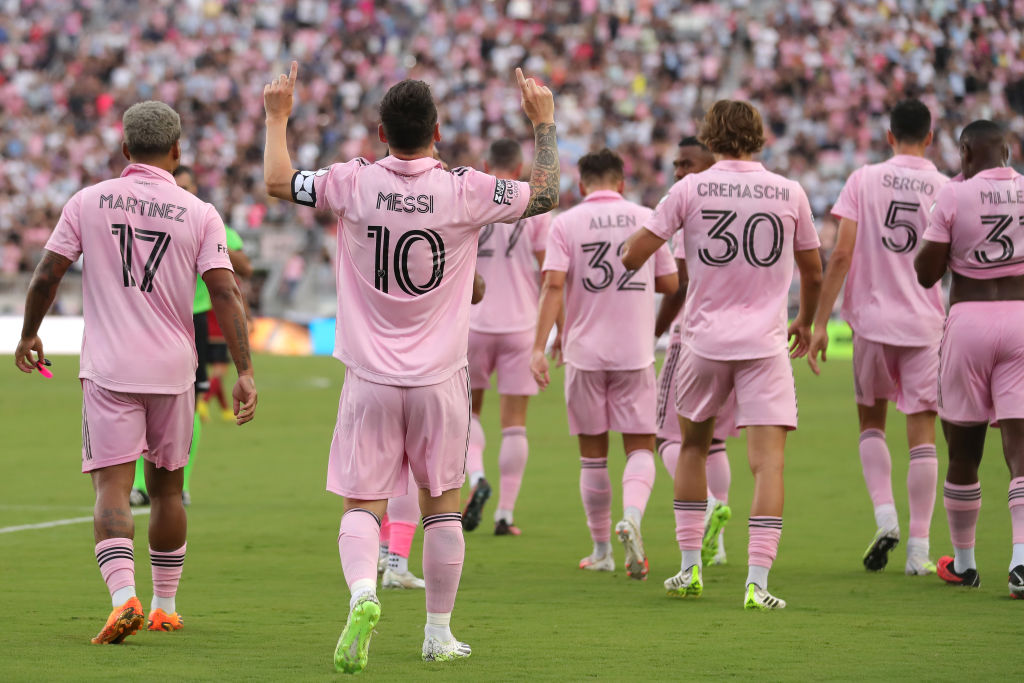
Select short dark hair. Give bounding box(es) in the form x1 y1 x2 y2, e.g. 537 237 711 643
487 139 523 171
172 165 194 181
960 119 1005 147
578 148 624 185
889 99 932 143
379 80 438 153
678 136 709 151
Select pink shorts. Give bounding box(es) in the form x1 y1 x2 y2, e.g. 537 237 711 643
657 340 738 442
327 368 471 499
674 345 798 430
468 329 538 396
564 364 656 436
938 301 1024 425
852 334 938 414
80 380 195 473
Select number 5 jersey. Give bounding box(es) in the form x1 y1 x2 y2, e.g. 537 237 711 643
44 163 233 394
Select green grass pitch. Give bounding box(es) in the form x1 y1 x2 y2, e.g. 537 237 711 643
0 354 1018 680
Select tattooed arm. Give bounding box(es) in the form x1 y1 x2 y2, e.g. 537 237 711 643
204 268 258 424
515 68 559 218
15 250 73 373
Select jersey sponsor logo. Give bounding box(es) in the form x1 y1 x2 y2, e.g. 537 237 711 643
881 174 935 195
492 178 520 206
99 194 187 222
292 169 328 207
696 182 789 202
375 192 435 214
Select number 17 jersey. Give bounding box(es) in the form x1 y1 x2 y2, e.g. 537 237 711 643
832 155 948 346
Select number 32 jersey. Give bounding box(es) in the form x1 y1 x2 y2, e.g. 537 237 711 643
648 160 820 361
832 155 948 346
298 156 529 386
45 164 232 394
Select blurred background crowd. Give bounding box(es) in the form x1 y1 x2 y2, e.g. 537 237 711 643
1 0 1023 319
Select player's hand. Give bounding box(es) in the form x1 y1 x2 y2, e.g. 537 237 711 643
232 374 258 425
14 335 44 374
530 348 551 390
472 272 486 304
787 320 812 361
516 67 554 126
264 61 298 122
807 325 829 376
549 333 565 368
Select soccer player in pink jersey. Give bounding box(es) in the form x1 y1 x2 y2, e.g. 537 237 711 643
655 137 737 567
531 148 679 581
808 100 949 575
464 139 553 536
14 101 257 643
622 100 823 609
915 120 1024 597
263 63 559 671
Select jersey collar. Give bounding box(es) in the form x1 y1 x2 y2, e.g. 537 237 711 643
710 160 764 172
972 166 1019 181
377 155 443 176
888 154 938 171
120 163 176 184
582 190 623 202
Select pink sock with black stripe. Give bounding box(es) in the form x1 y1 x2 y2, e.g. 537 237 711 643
422 513 465 614
95 538 135 606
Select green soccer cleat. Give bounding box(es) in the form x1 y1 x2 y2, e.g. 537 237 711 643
664 564 703 598
702 502 731 566
744 583 786 610
334 595 381 674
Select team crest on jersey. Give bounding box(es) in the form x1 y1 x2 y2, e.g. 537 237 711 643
493 178 520 206
292 168 329 207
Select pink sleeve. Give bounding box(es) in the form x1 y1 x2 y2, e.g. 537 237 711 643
922 185 955 243
653 242 678 277
44 192 84 262
528 214 553 253
793 186 821 251
831 168 861 222
456 167 530 226
646 183 686 241
291 158 368 215
196 205 235 275
671 235 685 259
541 217 571 272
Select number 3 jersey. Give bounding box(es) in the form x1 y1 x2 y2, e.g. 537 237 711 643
44 163 232 394
647 160 820 361
297 156 530 386
832 155 948 346
543 190 677 371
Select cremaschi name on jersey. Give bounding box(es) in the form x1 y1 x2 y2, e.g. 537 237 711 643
99 194 187 222
696 182 790 201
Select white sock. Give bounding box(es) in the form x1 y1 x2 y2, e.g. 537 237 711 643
469 471 485 488
378 543 389 561
681 549 701 571
717 529 726 548
1010 543 1024 571
746 565 770 589
111 586 136 607
906 537 929 559
152 595 175 614
624 506 642 528
387 553 409 574
874 504 899 532
349 579 377 610
593 541 611 558
495 508 513 524
424 611 453 642
953 547 976 573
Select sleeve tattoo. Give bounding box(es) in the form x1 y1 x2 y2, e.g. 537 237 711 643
522 123 560 218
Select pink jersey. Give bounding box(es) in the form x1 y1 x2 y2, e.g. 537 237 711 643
543 190 677 371
647 160 820 361
469 213 552 333
297 156 529 386
923 167 1024 279
668 235 687 343
832 155 948 346
44 164 232 394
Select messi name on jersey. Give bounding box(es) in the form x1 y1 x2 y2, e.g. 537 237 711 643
376 192 435 213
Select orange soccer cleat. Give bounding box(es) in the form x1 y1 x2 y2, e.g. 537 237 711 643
91 597 145 644
147 608 184 631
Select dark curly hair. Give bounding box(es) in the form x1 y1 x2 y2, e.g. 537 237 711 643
578 148 624 185
698 100 765 157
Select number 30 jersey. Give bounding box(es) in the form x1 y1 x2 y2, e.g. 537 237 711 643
543 190 677 371
648 160 820 361
832 155 948 346
297 156 529 386
45 163 232 394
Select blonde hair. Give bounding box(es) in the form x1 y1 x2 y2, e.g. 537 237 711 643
698 100 766 157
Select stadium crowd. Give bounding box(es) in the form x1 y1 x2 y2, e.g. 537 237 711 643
2 0 1023 307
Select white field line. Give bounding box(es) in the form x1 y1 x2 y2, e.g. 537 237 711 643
0 508 150 535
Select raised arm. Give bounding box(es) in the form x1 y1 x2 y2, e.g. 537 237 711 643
808 217 857 370
15 250 73 373
655 258 688 337
264 61 300 201
516 68 560 218
203 268 258 424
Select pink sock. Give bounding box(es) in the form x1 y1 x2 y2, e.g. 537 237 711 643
580 457 612 543
379 513 391 547
943 482 981 549
658 441 680 478
422 514 464 613
907 445 938 540
150 543 186 599
497 427 528 515
748 516 783 568
706 442 731 503
95 538 135 597
388 522 416 559
338 508 381 590
622 450 655 517
387 481 421 526
467 414 485 480
1009 477 1024 543
859 429 894 508
673 500 706 551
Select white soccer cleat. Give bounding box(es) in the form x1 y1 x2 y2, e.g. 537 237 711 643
664 564 703 597
711 530 728 565
905 553 937 576
381 568 426 589
578 551 615 572
422 635 472 662
744 583 786 610
615 519 648 580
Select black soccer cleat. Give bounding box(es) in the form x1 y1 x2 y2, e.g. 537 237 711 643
862 528 899 572
937 556 980 588
461 478 491 532
1008 565 1024 599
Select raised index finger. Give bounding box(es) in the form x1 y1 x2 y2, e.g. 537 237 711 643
288 60 298 85
515 67 528 90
